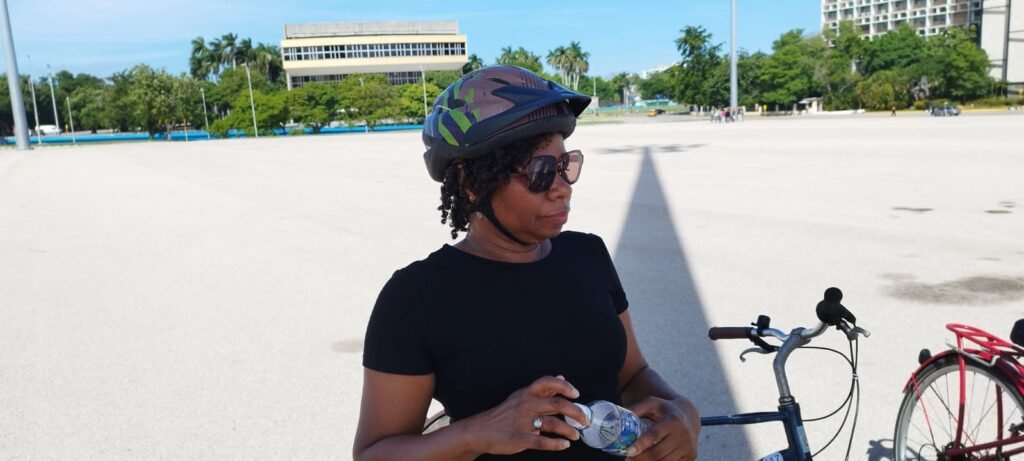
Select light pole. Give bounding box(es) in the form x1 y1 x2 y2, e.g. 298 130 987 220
46 64 60 133
420 66 428 119
243 63 258 137
359 76 367 133
0 0 30 150
199 87 210 135
729 0 739 114
27 54 41 144
65 96 76 145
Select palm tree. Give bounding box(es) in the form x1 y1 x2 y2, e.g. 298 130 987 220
237 38 254 66
497 46 515 66
462 54 484 74
220 33 238 68
546 46 569 85
190 37 214 80
208 37 224 76
252 43 283 84
566 41 590 91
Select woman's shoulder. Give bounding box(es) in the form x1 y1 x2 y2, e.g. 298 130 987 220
555 230 609 251
385 245 461 286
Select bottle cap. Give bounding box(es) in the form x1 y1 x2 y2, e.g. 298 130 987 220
565 403 592 429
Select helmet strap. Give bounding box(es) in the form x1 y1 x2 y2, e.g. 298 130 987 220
478 201 531 246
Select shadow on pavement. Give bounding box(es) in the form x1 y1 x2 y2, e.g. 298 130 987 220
596 144 706 155
611 147 752 459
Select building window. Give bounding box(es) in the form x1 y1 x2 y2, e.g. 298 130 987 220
283 41 467 61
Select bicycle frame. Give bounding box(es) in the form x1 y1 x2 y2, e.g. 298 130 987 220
702 401 811 461
903 323 1024 459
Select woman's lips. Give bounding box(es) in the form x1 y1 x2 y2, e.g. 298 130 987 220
542 210 570 224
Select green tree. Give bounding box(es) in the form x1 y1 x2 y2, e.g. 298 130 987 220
855 69 911 109
337 74 400 131
287 82 340 133
637 68 677 101
398 82 441 122
862 24 927 75
463 54 484 74
816 21 864 110
425 71 462 90
923 26 993 101
737 51 769 108
760 29 819 107
125 64 177 139
205 67 270 117
496 46 544 73
673 26 723 106
68 86 111 133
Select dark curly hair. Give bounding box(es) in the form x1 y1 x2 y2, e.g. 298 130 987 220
437 133 553 239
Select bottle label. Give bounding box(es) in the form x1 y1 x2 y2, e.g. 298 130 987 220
596 412 647 455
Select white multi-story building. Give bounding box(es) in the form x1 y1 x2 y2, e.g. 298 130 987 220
821 0 1022 87
281 21 468 89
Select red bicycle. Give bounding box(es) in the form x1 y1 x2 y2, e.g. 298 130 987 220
893 320 1024 460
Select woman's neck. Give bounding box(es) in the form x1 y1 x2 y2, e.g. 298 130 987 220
457 226 549 263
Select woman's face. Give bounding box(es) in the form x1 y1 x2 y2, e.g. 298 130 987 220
488 133 573 244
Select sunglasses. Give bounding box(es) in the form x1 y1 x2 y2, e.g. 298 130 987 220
519 150 584 193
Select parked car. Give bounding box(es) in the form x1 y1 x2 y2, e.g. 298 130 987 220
646 109 666 117
929 104 961 117
37 125 62 135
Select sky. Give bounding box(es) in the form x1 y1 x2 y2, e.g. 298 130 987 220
2 0 821 79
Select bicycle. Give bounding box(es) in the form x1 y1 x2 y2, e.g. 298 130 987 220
704 287 870 461
892 319 1024 460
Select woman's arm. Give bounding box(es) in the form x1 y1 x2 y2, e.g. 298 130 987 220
353 369 588 461
353 369 481 461
617 311 700 460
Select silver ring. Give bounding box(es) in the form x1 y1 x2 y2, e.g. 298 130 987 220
533 416 543 430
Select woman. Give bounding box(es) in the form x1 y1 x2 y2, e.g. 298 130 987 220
354 66 700 461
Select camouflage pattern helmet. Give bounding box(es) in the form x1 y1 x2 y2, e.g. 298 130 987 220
422 66 591 182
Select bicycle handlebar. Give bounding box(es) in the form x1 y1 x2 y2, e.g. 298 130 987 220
708 287 870 348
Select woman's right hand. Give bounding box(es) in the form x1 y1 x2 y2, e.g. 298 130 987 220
464 375 590 455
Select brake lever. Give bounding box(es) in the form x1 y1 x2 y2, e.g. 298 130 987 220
740 347 773 362
852 326 871 338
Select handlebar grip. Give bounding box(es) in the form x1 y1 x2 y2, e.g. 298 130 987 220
708 327 753 340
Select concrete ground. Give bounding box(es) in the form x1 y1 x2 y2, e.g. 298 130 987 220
1 113 1022 460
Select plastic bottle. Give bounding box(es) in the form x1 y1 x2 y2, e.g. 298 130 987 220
565 400 651 456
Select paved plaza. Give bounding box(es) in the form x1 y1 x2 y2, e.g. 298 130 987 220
1 113 1023 459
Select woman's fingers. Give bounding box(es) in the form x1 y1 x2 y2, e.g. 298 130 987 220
523 434 572 452
535 415 580 441
528 375 580 399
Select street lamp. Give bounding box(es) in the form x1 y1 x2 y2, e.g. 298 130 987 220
358 76 367 133
729 0 739 114
243 63 258 137
27 54 41 144
0 0 31 150
200 87 210 136
46 64 60 133
65 96 76 145
420 66 428 118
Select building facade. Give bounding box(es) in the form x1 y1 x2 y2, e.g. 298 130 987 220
281 21 468 89
821 0 1022 87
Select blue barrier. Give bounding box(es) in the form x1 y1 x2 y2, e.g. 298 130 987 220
2 124 424 145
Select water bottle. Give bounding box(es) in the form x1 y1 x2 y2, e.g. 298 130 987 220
565 400 651 456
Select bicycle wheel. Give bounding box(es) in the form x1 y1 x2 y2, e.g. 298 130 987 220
894 355 1024 460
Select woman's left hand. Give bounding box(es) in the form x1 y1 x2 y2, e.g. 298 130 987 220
625 396 700 460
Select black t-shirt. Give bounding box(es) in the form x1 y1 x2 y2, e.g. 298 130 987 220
363 231 629 460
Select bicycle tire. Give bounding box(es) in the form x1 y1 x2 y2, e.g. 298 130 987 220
893 354 1024 460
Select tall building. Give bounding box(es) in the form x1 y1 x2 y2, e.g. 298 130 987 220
281 21 468 89
821 0 1022 88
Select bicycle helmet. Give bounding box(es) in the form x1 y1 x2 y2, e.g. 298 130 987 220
423 66 591 182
